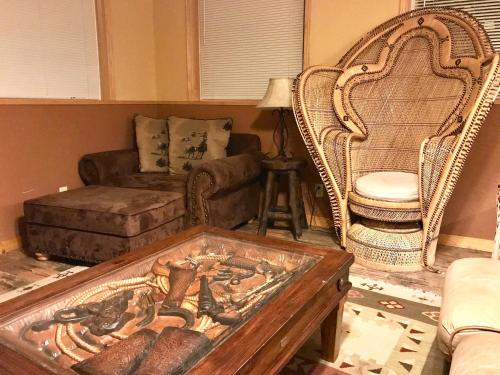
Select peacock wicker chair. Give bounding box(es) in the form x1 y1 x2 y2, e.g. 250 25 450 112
292 8 499 272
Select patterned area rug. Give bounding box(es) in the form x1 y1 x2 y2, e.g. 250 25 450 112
283 281 447 375
0 265 88 304
0 267 447 374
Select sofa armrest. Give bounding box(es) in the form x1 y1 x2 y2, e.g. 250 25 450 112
78 149 140 185
187 153 262 225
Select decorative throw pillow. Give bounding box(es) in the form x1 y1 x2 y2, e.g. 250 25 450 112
135 115 169 172
168 116 232 174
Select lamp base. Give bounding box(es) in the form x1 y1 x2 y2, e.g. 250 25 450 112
272 108 292 159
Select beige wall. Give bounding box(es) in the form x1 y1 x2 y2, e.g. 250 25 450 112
0 104 159 245
103 0 403 99
154 0 190 100
307 0 401 66
103 0 190 101
441 105 500 241
103 0 402 99
104 0 158 100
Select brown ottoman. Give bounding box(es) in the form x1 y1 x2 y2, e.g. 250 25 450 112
24 186 185 262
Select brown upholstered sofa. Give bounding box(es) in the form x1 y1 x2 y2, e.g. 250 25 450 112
23 133 262 263
78 133 263 229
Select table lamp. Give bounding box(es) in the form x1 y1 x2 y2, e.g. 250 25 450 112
257 78 294 159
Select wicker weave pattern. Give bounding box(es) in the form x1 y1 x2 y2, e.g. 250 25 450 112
322 129 349 195
293 66 363 246
436 17 478 58
293 8 499 271
337 8 494 69
302 69 345 138
350 200 422 222
342 31 472 176
347 223 422 271
419 134 457 216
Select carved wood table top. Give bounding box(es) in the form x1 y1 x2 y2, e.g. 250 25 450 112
0 225 353 375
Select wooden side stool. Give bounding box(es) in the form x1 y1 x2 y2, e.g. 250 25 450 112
258 158 308 239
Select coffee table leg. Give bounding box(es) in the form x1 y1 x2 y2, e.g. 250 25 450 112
321 296 346 362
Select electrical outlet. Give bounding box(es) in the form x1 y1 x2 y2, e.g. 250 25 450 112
314 184 324 198
58 186 68 192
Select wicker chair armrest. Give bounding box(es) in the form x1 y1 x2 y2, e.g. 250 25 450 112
418 134 459 270
293 66 361 247
419 134 459 217
304 126 360 245
321 130 363 198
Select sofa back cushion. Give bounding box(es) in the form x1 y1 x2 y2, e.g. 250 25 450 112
168 116 232 174
135 115 169 172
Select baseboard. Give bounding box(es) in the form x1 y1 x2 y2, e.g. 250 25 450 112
0 237 21 254
438 234 494 252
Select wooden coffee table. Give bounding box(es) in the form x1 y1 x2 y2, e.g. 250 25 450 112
0 226 353 374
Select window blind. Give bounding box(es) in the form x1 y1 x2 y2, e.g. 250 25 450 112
0 0 100 99
199 0 304 100
414 0 500 51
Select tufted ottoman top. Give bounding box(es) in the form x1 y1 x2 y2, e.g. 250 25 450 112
24 186 185 237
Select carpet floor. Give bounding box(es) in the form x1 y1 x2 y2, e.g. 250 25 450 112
283 281 448 375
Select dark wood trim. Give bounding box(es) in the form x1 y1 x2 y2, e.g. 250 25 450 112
94 0 114 100
186 0 201 100
303 0 311 68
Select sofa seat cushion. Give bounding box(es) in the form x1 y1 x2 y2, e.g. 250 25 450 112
24 186 185 237
449 332 500 375
104 173 187 194
354 172 419 202
438 258 500 355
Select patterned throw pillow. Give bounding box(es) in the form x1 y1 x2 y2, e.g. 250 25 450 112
168 116 232 174
135 115 169 172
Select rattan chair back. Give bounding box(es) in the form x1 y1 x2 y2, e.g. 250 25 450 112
293 8 499 270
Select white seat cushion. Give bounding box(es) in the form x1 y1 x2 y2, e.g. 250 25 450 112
354 172 419 202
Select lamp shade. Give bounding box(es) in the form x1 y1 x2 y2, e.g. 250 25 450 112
256 78 294 109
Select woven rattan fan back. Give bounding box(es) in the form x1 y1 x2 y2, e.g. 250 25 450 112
293 8 499 269
334 9 492 179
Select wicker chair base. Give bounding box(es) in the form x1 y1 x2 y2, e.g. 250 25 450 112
346 222 423 272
